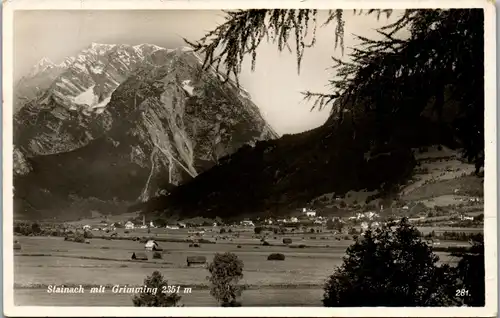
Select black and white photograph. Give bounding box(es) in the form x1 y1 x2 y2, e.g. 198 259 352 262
2 0 497 316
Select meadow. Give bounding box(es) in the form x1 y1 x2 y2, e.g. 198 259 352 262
13 225 472 306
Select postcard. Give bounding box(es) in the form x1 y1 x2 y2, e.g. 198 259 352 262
2 0 497 316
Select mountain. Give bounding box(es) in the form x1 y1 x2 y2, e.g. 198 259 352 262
14 43 170 156
134 107 480 221
13 43 277 220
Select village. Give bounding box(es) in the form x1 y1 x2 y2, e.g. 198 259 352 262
77 194 484 234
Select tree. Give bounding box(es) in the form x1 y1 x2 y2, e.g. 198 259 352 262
323 218 457 306
185 9 484 172
327 219 344 231
207 252 244 306
31 222 41 235
132 271 182 307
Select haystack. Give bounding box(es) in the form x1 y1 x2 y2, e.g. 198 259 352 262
131 252 148 260
186 256 206 267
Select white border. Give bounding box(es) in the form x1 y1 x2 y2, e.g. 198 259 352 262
2 0 497 317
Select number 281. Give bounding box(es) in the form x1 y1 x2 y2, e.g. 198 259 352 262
456 289 470 297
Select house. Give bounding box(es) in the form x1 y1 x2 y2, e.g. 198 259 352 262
125 221 135 230
289 217 298 223
364 212 379 220
460 215 474 221
83 225 91 230
139 225 148 229
131 252 148 260
302 208 317 217
178 222 187 228
166 225 180 230
240 220 254 227
145 240 159 251
361 222 370 232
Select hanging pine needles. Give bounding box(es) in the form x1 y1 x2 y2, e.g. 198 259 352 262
184 9 484 171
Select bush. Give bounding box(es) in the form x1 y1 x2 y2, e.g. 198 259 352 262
348 228 358 235
220 228 226 234
254 227 263 234
124 230 130 234
309 228 315 233
267 253 285 261
74 235 85 243
282 238 292 245
132 271 181 307
237 245 242 248
207 252 244 306
262 241 270 246
153 252 162 259
83 231 93 239
199 238 215 244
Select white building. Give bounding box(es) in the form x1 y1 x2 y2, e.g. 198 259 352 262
302 208 317 217
83 225 91 230
125 221 135 230
240 220 255 227
289 217 298 223
145 240 159 251
166 225 180 230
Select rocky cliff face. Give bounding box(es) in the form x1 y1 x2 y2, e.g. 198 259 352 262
13 44 277 219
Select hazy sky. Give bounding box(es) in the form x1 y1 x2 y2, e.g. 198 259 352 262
14 10 403 135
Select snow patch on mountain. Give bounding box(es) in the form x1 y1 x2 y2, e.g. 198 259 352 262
182 80 194 95
73 85 98 106
92 96 112 113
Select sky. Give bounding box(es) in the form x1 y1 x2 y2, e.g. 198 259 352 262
14 10 403 135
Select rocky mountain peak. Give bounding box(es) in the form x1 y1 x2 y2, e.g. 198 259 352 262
14 42 278 220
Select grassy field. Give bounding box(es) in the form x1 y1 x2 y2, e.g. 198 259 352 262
13 227 468 306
